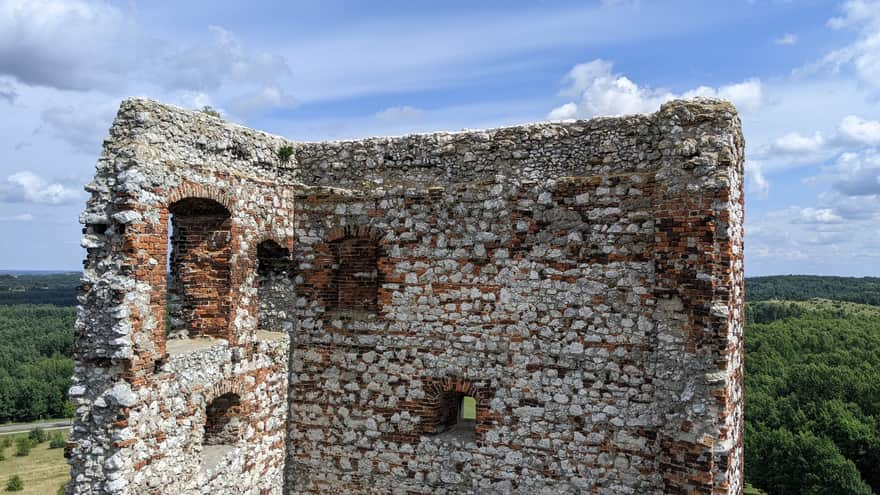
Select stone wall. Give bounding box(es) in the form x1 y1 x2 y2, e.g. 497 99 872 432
68 97 744 494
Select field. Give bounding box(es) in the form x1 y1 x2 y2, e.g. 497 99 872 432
0 431 69 495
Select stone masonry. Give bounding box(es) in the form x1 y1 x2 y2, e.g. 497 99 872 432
68 97 745 494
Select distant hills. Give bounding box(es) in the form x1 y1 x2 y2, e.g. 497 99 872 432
0 273 80 306
747 275 880 306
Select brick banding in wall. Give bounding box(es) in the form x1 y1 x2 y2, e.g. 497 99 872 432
68 97 744 495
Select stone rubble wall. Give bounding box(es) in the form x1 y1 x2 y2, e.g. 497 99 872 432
68 100 294 495
69 97 744 494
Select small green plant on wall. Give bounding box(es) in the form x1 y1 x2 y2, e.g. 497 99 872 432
201 105 221 118
277 145 294 164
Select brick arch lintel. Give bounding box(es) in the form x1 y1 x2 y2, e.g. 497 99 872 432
203 375 249 412
166 182 233 213
424 377 493 405
326 225 384 243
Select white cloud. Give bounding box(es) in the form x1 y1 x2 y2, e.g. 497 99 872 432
745 160 770 198
376 105 424 121
154 26 291 93
793 207 844 224
0 2 293 118
774 33 799 45
0 171 82 205
0 0 136 91
821 190 880 220
747 200 879 274
547 59 762 119
825 149 880 196
547 102 578 121
819 0 880 87
226 86 297 118
837 115 880 145
682 79 764 112
765 131 826 155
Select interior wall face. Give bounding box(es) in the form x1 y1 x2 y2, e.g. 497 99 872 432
68 98 744 495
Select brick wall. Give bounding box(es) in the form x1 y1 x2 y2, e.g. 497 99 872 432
168 197 232 339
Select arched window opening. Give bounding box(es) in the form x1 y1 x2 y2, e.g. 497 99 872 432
328 236 380 312
204 393 242 446
166 197 232 340
257 240 295 332
431 392 477 442
201 392 242 473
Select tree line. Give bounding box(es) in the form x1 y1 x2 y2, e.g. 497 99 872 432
0 305 75 422
0 273 80 307
747 275 880 306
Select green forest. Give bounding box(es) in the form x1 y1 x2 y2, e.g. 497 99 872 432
0 273 878 493
0 305 75 421
745 299 880 494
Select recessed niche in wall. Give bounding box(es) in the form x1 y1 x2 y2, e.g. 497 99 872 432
167 197 232 339
202 392 242 472
256 240 295 332
327 235 380 313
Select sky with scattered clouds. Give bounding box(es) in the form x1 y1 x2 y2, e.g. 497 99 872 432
0 0 878 275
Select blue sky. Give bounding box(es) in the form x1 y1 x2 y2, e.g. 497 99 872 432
0 0 879 275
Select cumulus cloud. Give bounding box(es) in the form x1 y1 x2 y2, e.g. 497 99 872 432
837 115 880 145
826 150 880 196
822 191 880 220
745 160 770 198
547 59 762 119
682 79 764 112
774 33 799 45
819 0 880 87
154 26 290 93
376 105 424 121
0 2 293 116
0 171 82 205
226 86 297 117
765 131 826 155
793 207 844 224
0 0 137 91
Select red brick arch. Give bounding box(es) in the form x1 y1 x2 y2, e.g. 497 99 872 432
203 377 249 413
424 377 493 404
167 182 233 213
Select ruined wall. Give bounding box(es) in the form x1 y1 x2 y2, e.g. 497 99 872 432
69 97 744 495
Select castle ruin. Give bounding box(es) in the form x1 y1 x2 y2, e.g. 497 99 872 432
68 97 744 494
